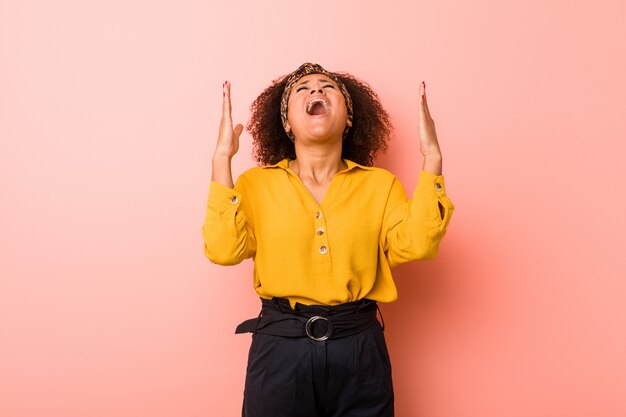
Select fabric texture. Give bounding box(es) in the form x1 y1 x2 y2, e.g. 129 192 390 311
242 311 394 417
202 158 455 309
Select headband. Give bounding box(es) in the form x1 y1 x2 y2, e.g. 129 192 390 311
280 62 353 142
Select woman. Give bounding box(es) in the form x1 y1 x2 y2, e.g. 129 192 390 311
202 62 454 417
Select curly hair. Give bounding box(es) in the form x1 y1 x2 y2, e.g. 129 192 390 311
247 70 393 167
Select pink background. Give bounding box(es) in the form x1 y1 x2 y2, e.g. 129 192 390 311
1 0 625 416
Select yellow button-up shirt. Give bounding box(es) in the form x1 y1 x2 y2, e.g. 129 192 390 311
202 158 455 307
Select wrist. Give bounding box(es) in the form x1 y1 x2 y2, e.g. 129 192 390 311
211 156 234 189
422 151 442 160
212 153 233 162
422 154 443 176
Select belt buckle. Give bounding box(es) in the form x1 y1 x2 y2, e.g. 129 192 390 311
305 316 332 341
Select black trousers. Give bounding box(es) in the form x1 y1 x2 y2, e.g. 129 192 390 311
240 298 394 417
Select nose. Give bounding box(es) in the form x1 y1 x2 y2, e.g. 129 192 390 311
309 82 324 94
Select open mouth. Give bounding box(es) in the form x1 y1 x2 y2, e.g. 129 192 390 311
306 98 330 116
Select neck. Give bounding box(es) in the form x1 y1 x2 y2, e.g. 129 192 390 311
289 145 346 183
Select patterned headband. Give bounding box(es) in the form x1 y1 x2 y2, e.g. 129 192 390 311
280 62 353 142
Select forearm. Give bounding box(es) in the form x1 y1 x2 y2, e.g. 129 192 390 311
202 179 257 265
383 170 455 267
212 155 234 189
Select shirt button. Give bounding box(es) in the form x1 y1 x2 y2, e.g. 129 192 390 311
435 183 442 192
315 211 322 219
229 195 239 204
316 227 325 236
319 245 328 255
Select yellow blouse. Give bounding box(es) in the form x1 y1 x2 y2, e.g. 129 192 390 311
202 158 455 308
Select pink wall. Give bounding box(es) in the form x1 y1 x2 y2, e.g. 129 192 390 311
1 0 625 416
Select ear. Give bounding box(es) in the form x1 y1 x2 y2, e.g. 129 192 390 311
346 119 352 127
285 121 291 132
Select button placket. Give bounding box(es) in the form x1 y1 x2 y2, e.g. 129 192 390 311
314 210 330 259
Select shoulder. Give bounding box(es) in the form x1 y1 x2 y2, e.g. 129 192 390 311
239 165 269 179
236 160 288 185
342 161 405 201
365 165 397 180
345 159 398 184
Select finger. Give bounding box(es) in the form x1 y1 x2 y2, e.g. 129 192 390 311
419 82 426 121
422 82 433 121
227 81 233 115
422 85 433 123
233 123 244 139
221 81 233 126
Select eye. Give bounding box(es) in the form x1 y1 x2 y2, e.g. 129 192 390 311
296 84 335 92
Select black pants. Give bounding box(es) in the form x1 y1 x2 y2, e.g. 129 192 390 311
240 299 394 417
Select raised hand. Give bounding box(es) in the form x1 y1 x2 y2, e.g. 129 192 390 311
418 81 443 175
211 81 243 188
214 81 244 159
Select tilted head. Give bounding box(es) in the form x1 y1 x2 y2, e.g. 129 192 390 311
280 62 353 142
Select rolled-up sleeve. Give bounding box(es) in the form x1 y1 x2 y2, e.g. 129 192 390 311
381 170 455 267
201 176 256 265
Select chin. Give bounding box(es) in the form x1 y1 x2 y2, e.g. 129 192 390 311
308 135 343 144
306 126 344 139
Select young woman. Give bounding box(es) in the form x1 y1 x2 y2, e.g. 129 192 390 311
202 62 455 417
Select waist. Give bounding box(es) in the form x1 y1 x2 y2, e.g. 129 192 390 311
235 297 384 341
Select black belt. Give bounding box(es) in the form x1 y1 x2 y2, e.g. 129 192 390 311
235 297 385 342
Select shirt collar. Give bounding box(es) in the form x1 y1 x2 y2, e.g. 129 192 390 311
262 158 374 172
